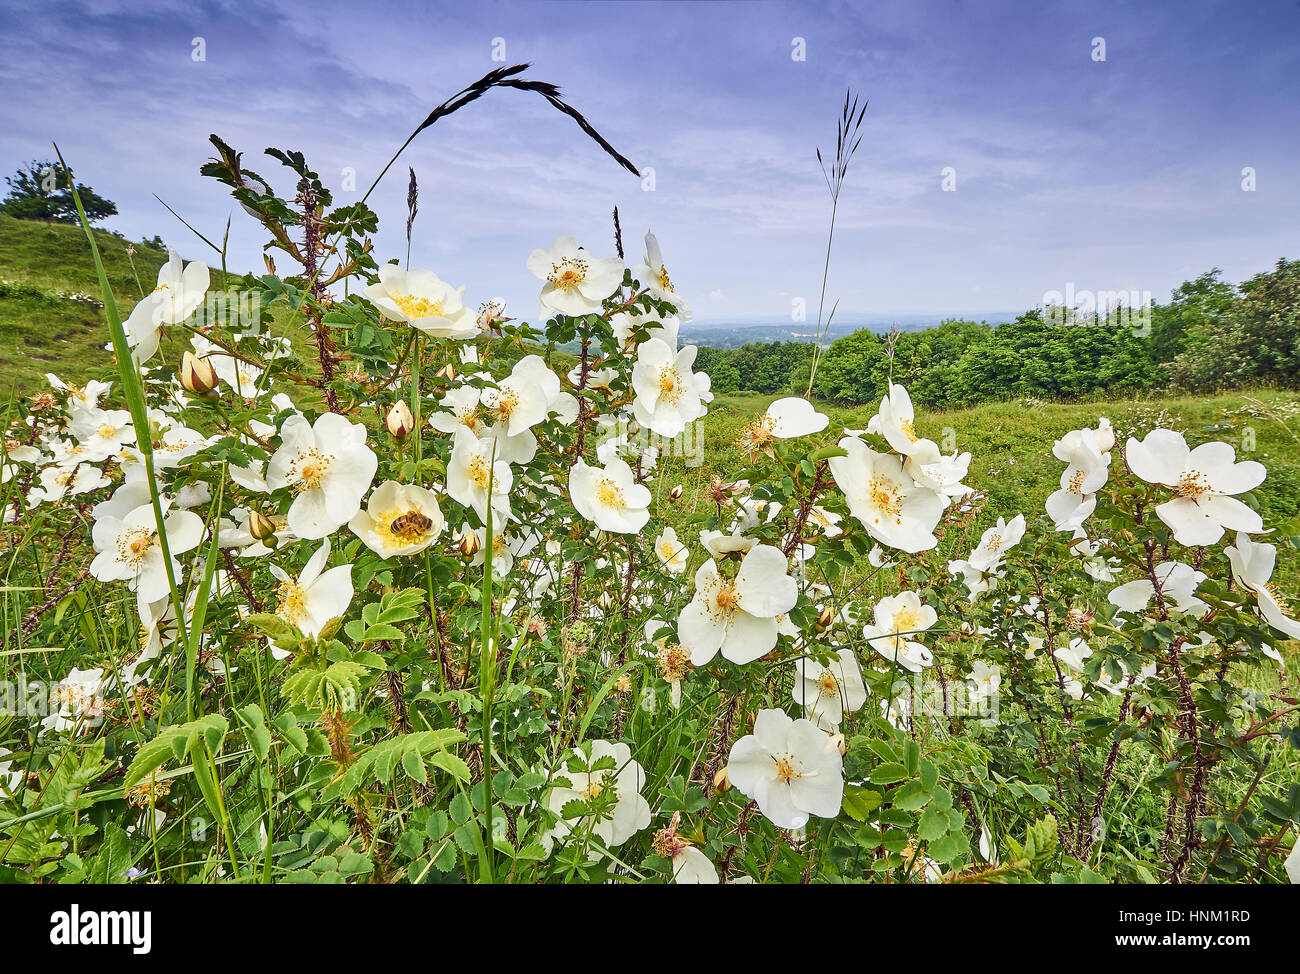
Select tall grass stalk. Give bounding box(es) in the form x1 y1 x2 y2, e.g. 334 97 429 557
53 144 191 662
805 92 867 396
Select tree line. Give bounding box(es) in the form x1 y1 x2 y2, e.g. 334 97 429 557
693 259 1300 406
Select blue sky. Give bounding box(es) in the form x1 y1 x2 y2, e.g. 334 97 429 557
2 0 1298 321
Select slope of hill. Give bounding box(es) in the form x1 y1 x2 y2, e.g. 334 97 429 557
0 215 172 398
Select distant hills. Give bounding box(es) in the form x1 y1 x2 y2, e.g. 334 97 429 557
679 312 1021 349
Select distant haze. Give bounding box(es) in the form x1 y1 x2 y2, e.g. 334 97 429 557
680 312 1021 348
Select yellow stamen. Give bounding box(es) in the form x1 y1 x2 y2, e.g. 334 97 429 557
595 477 625 510
773 753 801 784
390 291 444 319
548 257 589 290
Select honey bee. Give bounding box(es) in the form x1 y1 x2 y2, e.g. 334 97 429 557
389 511 433 538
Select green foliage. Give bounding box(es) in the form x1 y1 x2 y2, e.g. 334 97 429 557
327 729 469 798
699 259 1300 409
1 160 117 225
123 715 228 790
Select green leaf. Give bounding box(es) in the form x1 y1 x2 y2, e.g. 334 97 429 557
124 714 229 790
236 705 271 760
841 786 882 822
917 806 949 841
326 729 468 798
871 762 909 785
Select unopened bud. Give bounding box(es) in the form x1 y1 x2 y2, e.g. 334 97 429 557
668 484 684 501
815 605 835 632
458 528 481 558
387 400 414 439
179 351 218 394
829 732 848 756
435 362 457 381
713 766 731 793
247 510 276 541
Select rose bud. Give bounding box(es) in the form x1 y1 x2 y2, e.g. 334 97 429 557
713 766 731 793
458 528 481 558
815 605 836 632
386 400 414 439
668 484 684 501
829 733 848 756
1095 421 1116 453
179 351 218 394
247 510 277 541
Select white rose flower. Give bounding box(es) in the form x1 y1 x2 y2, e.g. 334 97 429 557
727 708 844 829
31 462 108 504
634 231 690 319
1224 531 1300 640
905 443 973 500
90 500 204 603
828 437 945 552
526 235 624 318
698 528 756 559
968 660 1002 708
46 374 111 416
210 351 266 399
867 383 934 457
678 544 797 665
1045 424 1111 531
736 397 828 456
542 740 651 854
348 480 446 558
1046 487 1097 533
482 354 561 437
863 591 937 672
653 526 689 573
447 427 513 525
364 265 477 338
40 667 107 735
429 384 486 436
66 408 135 462
269 537 353 641
969 514 1026 571
569 457 650 534
654 812 718 884
947 557 1003 601
122 249 209 363
1108 560 1207 616
631 338 704 437
1126 429 1265 546
792 648 867 731
1094 659 1156 695
267 413 378 540
0 747 23 792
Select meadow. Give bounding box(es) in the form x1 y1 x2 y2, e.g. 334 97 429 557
1 116 1297 885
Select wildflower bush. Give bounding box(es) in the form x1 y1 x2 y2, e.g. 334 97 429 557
3 112 1300 885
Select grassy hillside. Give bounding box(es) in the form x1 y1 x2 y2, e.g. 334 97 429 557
669 390 1300 529
0 215 262 399
0 215 172 397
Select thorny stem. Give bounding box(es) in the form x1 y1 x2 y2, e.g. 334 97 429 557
296 180 341 413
